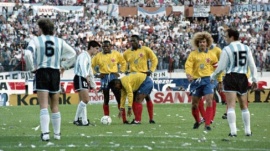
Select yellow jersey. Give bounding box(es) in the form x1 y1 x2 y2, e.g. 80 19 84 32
185 49 222 81
123 46 158 72
120 73 147 108
92 50 126 74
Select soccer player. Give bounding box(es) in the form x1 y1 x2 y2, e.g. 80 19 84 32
123 34 158 124
185 31 221 131
198 45 223 124
108 72 153 124
211 28 257 137
73 40 100 126
25 18 76 141
92 40 128 124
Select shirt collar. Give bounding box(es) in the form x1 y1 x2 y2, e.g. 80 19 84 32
199 48 208 53
131 45 142 51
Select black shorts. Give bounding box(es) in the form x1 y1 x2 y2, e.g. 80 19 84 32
34 68 60 93
73 75 89 92
223 73 248 95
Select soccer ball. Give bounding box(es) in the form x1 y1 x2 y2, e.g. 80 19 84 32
100 116 112 125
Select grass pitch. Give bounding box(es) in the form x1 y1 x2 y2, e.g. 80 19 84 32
0 103 270 151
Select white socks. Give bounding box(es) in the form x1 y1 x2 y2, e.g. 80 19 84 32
74 101 86 121
81 106 88 125
51 112 61 135
40 108 50 134
242 109 251 135
227 108 237 135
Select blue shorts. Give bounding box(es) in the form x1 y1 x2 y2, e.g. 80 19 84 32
101 74 118 90
189 77 214 97
137 76 153 95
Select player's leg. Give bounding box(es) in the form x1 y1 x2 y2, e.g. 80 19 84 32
49 92 61 140
112 88 128 124
35 68 50 141
49 69 61 139
225 92 237 136
238 94 251 136
198 98 205 123
204 93 213 130
145 95 155 123
131 93 145 124
73 75 90 126
191 96 201 129
102 89 110 116
38 91 50 141
238 75 251 136
131 76 153 124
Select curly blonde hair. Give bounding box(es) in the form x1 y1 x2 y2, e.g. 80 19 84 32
191 32 213 50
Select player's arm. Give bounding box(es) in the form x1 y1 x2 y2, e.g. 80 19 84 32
247 48 258 90
184 52 194 82
121 79 133 109
25 39 36 72
146 47 158 72
118 52 127 73
211 50 228 81
61 41 76 70
123 51 130 74
120 89 127 109
88 58 97 89
91 55 98 75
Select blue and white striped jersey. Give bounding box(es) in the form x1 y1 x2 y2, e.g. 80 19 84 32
26 35 76 70
74 51 96 88
211 41 258 82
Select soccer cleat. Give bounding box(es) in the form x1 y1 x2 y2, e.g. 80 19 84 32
41 132 50 141
74 119 90 126
123 121 130 124
228 133 237 137
149 120 156 124
246 132 252 136
204 125 211 131
130 119 141 124
193 122 201 129
73 118 82 126
54 133 61 140
222 113 227 119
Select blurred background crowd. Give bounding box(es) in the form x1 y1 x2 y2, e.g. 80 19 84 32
0 0 270 73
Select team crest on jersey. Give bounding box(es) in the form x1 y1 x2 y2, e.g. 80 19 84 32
139 53 143 57
111 58 115 62
206 58 210 63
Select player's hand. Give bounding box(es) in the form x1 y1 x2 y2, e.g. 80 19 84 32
118 109 124 118
92 88 99 101
146 70 152 76
127 107 132 117
186 74 193 82
96 74 105 79
60 67 65 77
217 82 223 92
251 82 257 91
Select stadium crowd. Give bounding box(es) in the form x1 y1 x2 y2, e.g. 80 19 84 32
0 0 270 72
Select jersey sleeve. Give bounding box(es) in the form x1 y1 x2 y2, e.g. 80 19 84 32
247 48 258 82
61 40 76 70
146 47 158 72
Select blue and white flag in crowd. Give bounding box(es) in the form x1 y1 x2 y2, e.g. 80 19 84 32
107 4 119 17
137 7 166 17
